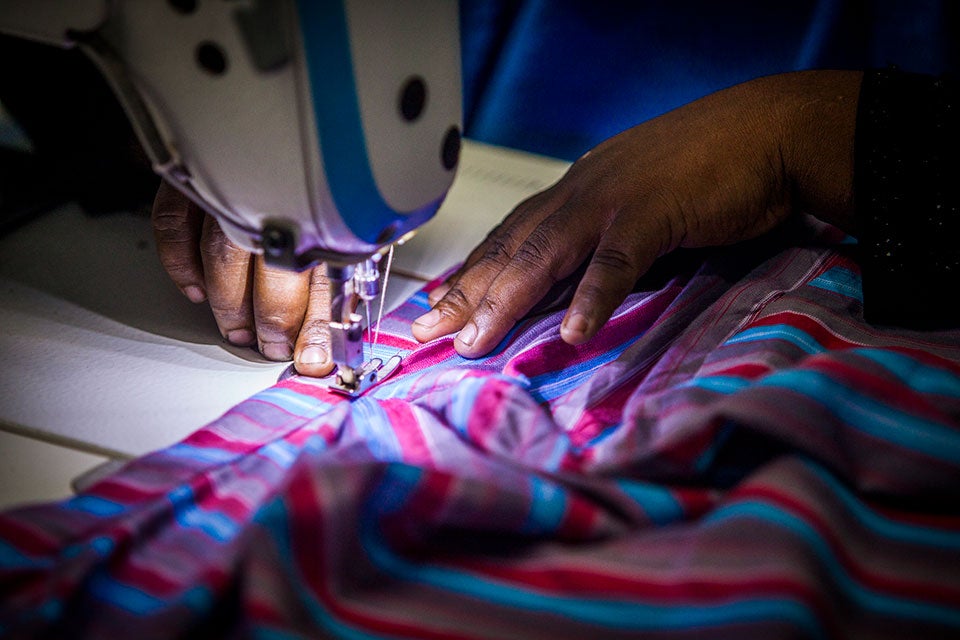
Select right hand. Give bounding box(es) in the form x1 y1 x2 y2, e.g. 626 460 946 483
412 71 861 358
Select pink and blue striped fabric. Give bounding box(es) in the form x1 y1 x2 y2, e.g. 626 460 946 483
2 219 960 639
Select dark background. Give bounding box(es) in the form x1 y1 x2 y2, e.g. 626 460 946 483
1 0 956 229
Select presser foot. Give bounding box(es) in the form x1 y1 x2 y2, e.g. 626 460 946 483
276 354 402 396
328 354 403 396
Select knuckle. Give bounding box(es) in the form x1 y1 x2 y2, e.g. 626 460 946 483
307 269 331 302
151 185 186 218
476 293 522 326
649 191 689 253
299 316 330 337
438 285 472 315
256 312 301 336
477 237 513 269
159 254 198 279
591 246 637 273
201 228 232 254
208 303 247 327
474 296 501 321
476 295 500 316
574 280 608 306
298 319 330 348
201 227 245 264
260 265 302 289
513 225 558 270
308 266 330 290
151 210 189 237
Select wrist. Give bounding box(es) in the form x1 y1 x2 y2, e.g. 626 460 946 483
763 70 863 234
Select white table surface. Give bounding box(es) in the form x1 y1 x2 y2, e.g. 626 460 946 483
0 430 110 509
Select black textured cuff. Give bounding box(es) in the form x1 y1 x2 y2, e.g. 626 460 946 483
855 67 960 329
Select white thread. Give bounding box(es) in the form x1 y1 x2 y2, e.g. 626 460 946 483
364 299 372 361
373 244 395 349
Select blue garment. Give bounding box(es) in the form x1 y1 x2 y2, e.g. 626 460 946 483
459 0 958 161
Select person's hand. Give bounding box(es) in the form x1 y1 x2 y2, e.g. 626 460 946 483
151 181 335 377
412 70 861 357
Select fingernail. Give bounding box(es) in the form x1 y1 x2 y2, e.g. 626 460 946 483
562 312 590 337
183 285 206 303
261 342 293 361
299 346 328 365
456 321 478 347
414 309 441 329
226 329 255 346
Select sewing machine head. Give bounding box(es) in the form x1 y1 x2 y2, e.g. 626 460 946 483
0 0 461 266
0 0 462 392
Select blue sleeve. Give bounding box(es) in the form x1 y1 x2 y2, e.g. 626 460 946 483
460 0 958 161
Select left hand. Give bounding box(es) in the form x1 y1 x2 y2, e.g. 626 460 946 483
151 181 336 377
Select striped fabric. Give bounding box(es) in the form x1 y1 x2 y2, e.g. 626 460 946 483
2 218 960 639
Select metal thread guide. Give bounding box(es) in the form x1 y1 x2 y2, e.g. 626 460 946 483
325 249 401 396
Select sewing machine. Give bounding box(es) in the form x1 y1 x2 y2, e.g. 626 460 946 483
0 0 462 394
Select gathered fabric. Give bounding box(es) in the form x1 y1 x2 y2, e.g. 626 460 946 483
2 219 959 639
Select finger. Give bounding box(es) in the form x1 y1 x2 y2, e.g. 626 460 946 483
200 214 256 346
445 201 601 357
252 254 311 361
560 218 653 345
412 225 523 342
151 181 206 303
414 187 568 340
425 185 567 307
426 280 453 307
294 266 335 377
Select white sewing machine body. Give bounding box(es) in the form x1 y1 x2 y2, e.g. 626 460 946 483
0 0 462 391
0 0 462 264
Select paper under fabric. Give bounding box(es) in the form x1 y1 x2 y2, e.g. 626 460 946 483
2 218 960 639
